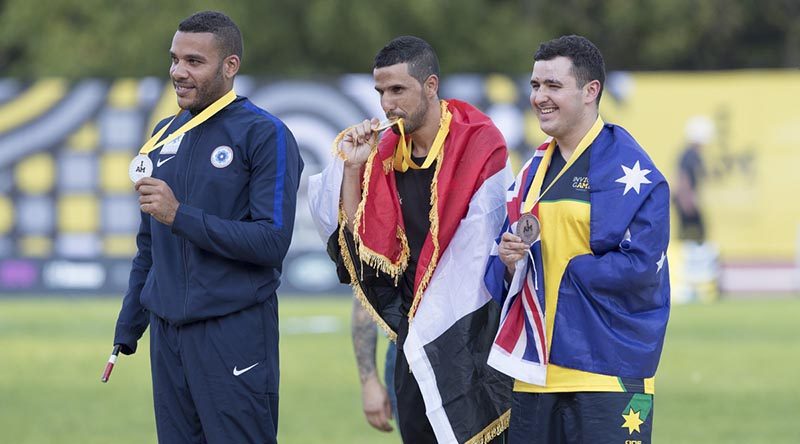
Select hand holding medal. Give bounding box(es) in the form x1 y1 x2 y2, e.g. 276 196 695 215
498 231 530 272
136 177 179 225
336 117 401 167
499 212 541 276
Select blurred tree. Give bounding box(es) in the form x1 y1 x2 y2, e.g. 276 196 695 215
0 0 795 77
763 0 800 66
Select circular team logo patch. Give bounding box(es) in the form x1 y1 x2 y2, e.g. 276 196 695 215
211 146 234 168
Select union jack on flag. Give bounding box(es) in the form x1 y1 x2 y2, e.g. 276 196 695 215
484 145 550 385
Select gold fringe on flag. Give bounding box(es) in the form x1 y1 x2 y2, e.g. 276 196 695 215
351 139 410 282
336 207 398 342
332 125 411 283
465 409 511 444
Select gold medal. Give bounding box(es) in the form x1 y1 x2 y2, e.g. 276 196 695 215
129 154 153 183
373 118 400 131
516 213 540 245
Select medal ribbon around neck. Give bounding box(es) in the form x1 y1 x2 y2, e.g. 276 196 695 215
522 116 604 213
392 100 452 172
138 89 237 155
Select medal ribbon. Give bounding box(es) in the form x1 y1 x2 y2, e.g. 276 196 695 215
137 89 237 155
522 116 605 213
392 100 452 172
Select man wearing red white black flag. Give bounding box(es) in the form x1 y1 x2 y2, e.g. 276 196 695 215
309 36 513 443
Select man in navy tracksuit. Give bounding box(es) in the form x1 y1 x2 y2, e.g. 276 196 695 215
112 11 303 443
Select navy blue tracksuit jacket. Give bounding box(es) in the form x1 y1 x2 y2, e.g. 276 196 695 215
112 95 303 442
115 95 303 347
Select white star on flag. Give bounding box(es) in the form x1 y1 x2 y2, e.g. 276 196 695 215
656 251 666 272
615 160 652 195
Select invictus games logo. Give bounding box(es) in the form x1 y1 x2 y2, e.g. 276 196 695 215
572 176 589 191
211 146 234 168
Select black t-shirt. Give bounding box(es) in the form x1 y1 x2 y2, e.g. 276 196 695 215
394 156 435 314
328 156 437 327
678 146 704 191
540 146 592 203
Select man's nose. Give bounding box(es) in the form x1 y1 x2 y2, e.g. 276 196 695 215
531 90 546 107
381 97 397 114
531 89 550 108
171 62 188 80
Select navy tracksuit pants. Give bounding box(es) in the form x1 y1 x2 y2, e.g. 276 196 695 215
149 299 280 443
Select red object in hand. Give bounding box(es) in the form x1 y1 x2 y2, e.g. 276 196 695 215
101 345 121 383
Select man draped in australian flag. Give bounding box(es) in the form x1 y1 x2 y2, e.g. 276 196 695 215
484 35 671 443
309 36 512 443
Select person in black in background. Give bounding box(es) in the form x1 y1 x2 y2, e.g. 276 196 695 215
674 116 713 242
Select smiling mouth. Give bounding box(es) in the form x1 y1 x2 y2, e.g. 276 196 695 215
174 85 194 96
539 107 557 115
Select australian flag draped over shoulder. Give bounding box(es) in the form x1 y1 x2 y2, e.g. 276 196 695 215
485 124 671 383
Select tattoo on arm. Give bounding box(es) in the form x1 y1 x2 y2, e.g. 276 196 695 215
351 298 378 384
341 166 364 232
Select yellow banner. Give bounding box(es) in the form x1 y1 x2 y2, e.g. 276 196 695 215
597 70 800 261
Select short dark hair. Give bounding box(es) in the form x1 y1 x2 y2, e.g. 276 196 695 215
178 11 243 60
373 36 440 85
534 35 605 104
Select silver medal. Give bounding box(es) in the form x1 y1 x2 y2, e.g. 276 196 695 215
129 154 153 183
516 213 541 245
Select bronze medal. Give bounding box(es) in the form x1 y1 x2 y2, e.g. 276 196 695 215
516 213 540 245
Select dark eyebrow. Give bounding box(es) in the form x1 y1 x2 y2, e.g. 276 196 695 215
374 83 403 93
531 77 563 86
170 51 207 61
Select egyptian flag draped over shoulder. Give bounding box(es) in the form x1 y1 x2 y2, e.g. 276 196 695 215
308 99 514 443
353 99 506 321
484 123 671 383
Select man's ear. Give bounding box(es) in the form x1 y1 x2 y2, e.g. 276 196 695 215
424 74 439 99
223 55 241 80
584 79 601 104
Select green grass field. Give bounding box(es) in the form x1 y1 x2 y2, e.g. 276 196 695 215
0 296 798 443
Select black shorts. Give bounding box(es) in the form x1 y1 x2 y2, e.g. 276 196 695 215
508 391 654 444
677 207 705 242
